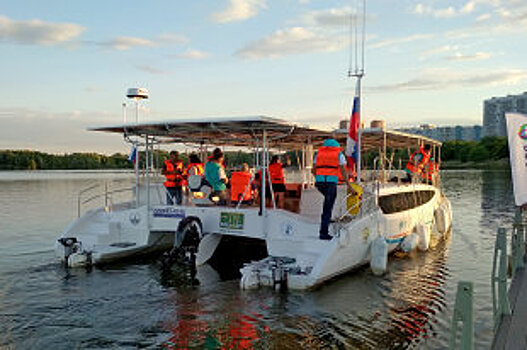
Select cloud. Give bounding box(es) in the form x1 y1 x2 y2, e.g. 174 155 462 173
156 32 189 45
99 36 154 50
476 13 491 21
369 69 527 92
369 33 433 49
0 15 84 46
212 0 267 23
236 27 345 59
412 1 478 18
175 49 209 60
445 51 491 61
96 32 188 51
135 65 166 74
421 45 458 58
300 6 354 28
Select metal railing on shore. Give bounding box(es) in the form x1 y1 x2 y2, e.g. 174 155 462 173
449 208 526 349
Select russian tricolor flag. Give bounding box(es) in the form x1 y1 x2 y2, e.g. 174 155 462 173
346 95 360 176
128 145 137 164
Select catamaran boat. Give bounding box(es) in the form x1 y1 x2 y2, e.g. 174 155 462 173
55 116 452 290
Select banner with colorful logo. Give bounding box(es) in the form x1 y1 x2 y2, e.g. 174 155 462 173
506 113 527 206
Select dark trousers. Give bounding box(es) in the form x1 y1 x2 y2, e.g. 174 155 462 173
166 186 182 205
315 182 337 235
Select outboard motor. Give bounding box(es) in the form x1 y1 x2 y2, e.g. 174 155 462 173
57 237 82 265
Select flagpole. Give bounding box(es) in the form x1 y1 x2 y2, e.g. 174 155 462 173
348 0 365 183
356 75 362 183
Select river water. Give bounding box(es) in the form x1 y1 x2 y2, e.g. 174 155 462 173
0 170 516 349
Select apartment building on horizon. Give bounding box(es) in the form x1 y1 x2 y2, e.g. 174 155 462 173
483 91 527 137
396 124 482 142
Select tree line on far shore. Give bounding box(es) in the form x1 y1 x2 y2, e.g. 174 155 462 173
0 137 510 171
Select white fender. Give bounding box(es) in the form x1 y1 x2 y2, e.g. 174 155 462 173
240 269 260 290
401 232 419 253
417 224 430 251
370 236 388 276
435 205 447 234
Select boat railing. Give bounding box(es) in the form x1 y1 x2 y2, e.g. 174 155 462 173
337 186 378 221
371 155 440 188
77 183 137 217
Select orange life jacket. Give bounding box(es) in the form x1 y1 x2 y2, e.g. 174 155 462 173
230 171 253 202
421 161 439 181
164 159 184 187
269 163 285 184
186 163 204 176
406 147 431 174
315 146 341 177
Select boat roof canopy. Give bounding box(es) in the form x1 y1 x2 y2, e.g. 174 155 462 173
90 116 442 150
89 116 331 149
334 127 442 151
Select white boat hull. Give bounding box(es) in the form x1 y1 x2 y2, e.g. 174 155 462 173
56 183 452 291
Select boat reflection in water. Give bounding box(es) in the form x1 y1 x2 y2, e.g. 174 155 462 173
157 230 451 349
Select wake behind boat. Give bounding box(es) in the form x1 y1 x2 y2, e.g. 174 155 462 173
54 116 452 290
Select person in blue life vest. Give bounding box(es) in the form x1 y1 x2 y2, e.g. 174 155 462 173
312 139 357 240
162 151 185 205
205 148 228 205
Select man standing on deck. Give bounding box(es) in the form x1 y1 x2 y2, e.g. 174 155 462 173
313 139 356 240
404 144 431 183
162 151 185 205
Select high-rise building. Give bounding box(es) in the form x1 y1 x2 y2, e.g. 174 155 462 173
483 92 527 137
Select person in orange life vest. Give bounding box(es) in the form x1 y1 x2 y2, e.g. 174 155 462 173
312 139 357 240
230 163 255 205
266 155 290 208
404 144 431 183
422 157 439 183
162 151 185 205
186 153 204 177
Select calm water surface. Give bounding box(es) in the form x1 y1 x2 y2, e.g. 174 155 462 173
0 170 515 349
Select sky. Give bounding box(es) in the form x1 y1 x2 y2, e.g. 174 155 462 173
1 0 526 154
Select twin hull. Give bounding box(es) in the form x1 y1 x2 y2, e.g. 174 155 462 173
55 184 452 289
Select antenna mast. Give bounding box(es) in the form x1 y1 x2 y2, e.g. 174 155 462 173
348 0 366 183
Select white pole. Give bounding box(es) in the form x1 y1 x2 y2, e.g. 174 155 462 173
261 129 267 217
356 75 363 183
122 103 127 124
135 145 140 208
135 99 139 124
145 136 150 228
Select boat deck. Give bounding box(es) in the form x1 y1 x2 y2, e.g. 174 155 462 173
492 253 527 349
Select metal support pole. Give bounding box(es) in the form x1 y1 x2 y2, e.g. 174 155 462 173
145 136 150 228
449 281 474 350
356 76 362 184
511 207 525 279
135 142 140 208
260 129 267 216
104 182 108 208
492 227 511 331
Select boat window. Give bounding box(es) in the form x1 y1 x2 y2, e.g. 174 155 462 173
378 190 435 214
